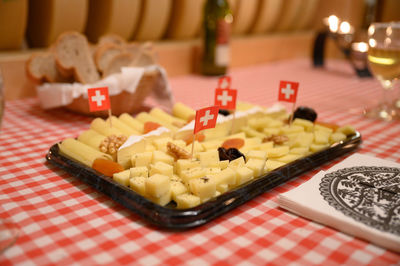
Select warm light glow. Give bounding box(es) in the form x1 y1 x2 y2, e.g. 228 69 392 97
352 42 368 53
369 39 377 47
368 25 375 36
384 37 392 46
327 15 339 33
339 21 351 34
386 26 392 36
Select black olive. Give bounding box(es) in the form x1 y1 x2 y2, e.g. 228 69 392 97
218 109 231 116
218 147 230 161
292 106 317 122
218 147 246 161
226 148 246 161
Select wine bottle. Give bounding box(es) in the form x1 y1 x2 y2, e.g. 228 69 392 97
201 0 233 76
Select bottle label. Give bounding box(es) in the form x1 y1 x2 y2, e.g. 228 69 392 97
215 19 230 66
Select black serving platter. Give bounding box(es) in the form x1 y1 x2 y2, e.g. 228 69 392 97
46 132 361 230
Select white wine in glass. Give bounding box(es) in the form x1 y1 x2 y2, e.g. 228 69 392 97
365 22 400 121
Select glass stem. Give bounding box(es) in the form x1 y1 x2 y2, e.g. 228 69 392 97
381 79 393 111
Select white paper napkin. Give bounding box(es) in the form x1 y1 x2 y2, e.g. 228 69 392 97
277 153 400 252
36 65 173 110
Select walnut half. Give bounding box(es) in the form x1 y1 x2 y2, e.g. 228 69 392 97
167 142 191 160
99 135 127 155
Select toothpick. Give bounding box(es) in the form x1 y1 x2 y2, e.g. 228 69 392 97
108 109 113 127
190 133 196 160
289 102 296 125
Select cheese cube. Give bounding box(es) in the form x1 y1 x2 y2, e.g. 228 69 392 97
198 150 220 167
246 150 268 161
310 143 329 152
130 166 149 178
234 167 254 186
204 167 221 176
201 139 222 151
132 152 152 167
145 174 170 198
266 119 284 128
171 181 188 201
314 124 333 134
245 158 266 177
242 126 265 138
183 141 204 153
281 125 304 135
241 137 263 153
290 147 309 155
276 154 302 163
176 193 201 209
189 176 216 202
336 125 356 136
113 169 131 186
265 146 290 157
218 160 229 169
150 161 173 177
153 137 173 152
148 190 172 206
291 132 313 148
263 128 280 136
265 160 286 171
213 167 236 188
314 131 331 144
180 167 206 184
216 183 229 193
145 144 156 152
330 132 347 143
259 141 274 151
152 151 174 165
175 159 201 175
229 156 245 168
292 118 314 132
130 176 146 195
248 117 272 130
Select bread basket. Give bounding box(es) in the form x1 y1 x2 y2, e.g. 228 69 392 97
36 65 173 117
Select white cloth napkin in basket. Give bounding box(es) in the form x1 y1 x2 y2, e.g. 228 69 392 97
277 153 400 252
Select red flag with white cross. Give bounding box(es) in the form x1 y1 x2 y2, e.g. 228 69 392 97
217 76 231 89
193 106 219 134
215 88 237 110
87 87 110 112
278 81 299 103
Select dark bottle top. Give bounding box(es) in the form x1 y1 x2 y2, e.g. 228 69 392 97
201 0 232 76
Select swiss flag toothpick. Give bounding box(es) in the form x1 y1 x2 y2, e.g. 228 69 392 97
88 87 110 112
193 106 219 134
278 81 299 103
218 76 231 89
215 88 237 110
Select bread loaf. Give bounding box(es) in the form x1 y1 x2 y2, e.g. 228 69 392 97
54 31 100 84
26 52 70 83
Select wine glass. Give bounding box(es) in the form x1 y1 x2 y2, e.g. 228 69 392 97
364 22 400 121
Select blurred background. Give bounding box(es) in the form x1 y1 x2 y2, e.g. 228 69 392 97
0 0 399 100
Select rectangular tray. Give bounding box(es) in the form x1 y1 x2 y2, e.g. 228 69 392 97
46 132 361 230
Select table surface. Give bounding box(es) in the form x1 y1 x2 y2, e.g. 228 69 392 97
1 59 399 265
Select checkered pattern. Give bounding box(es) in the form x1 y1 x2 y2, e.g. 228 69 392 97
1 59 399 265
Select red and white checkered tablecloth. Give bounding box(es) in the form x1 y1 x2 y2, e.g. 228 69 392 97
1 59 399 265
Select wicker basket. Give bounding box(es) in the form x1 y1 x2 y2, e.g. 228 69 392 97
65 68 161 117
37 67 167 117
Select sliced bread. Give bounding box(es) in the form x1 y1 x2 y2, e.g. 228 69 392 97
103 52 134 77
94 43 124 75
53 31 100 84
26 52 71 83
